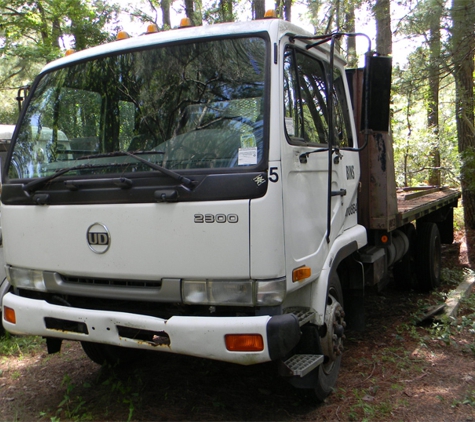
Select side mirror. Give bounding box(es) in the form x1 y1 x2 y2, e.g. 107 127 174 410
363 55 392 132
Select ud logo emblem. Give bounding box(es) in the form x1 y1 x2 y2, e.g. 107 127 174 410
87 223 111 254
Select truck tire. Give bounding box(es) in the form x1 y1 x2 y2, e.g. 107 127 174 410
313 273 345 402
81 341 143 366
393 223 417 290
415 222 441 291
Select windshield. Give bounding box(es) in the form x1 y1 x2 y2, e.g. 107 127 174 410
8 36 267 180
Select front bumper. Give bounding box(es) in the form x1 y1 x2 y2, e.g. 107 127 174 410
2 293 300 365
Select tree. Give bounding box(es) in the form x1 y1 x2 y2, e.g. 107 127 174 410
0 0 120 59
129 0 172 30
252 0 266 19
185 0 203 25
372 0 391 55
450 0 475 228
0 0 121 123
426 0 443 186
161 0 171 28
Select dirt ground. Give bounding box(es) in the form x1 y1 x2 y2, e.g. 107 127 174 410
1 230 475 421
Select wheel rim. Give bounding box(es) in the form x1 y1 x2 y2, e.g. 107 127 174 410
321 293 345 375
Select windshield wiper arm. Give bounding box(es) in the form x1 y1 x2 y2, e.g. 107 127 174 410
124 151 196 189
22 164 105 194
23 151 195 195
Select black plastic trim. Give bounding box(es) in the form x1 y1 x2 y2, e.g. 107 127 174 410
2 171 269 205
266 313 301 361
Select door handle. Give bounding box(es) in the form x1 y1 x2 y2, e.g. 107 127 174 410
331 189 347 197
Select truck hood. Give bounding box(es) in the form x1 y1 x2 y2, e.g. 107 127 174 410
2 201 250 280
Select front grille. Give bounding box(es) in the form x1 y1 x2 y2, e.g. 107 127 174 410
62 275 162 289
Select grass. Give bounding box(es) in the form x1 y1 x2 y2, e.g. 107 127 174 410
0 332 45 358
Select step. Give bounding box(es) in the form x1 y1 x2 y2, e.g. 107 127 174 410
282 354 324 377
284 307 316 326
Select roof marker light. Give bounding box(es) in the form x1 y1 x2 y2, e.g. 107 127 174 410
116 30 130 40
65 49 75 56
179 17 192 28
264 9 278 18
146 23 159 34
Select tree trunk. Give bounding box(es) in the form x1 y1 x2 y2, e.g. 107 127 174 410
161 0 171 28
451 0 475 228
427 0 442 186
345 0 357 67
184 0 202 26
35 1 50 45
283 0 292 21
52 18 61 49
220 0 233 22
253 0 265 19
372 0 392 55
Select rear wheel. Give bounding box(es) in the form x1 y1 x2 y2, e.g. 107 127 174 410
393 223 417 290
81 341 143 366
415 222 441 291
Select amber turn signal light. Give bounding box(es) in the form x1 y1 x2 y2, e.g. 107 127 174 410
225 334 264 352
292 265 311 282
4 306 16 324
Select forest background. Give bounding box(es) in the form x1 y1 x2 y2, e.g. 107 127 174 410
0 0 474 227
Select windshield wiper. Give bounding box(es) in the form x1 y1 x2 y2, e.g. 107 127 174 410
22 163 107 194
22 151 195 195
79 151 196 190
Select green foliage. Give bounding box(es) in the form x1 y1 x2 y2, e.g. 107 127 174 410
53 374 90 421
203 0 235 23
392 62 459 187
99 367 144 422
0 0 123 123
0 333 45 357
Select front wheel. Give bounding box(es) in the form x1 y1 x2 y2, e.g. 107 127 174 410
81 341 144 366
313 274 345 401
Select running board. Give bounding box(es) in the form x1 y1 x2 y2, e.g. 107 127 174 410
284 307 316 326
280 354 324 377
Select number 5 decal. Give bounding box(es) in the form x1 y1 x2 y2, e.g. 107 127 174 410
269 167 279 183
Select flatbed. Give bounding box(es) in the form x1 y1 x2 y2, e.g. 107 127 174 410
396 187 460 227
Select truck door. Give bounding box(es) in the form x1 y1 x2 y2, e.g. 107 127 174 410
281 44 354 282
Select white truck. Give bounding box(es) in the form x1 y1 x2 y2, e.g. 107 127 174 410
1 17 459 401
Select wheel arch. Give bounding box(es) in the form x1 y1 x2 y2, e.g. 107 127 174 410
311 240 361 323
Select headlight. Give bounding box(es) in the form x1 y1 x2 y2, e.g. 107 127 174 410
256 279 286 306
183 280 253 306
5 265 46 291
182 278 286 307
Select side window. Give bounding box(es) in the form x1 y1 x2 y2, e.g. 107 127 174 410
284 47 328 145
283 46 353 147
333 70 353 148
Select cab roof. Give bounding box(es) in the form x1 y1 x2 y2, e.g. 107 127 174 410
41 19 336 74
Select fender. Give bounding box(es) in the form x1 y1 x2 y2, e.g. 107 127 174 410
310 224 367 324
